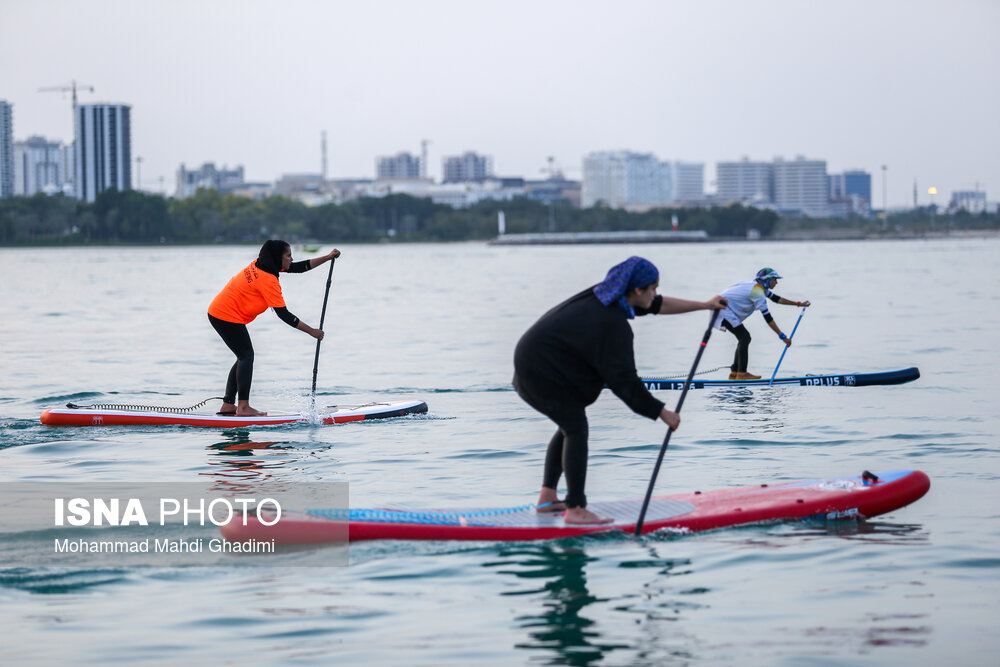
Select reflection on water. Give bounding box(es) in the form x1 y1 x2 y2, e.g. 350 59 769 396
786 518 930 545
485 542 695 666
207 431 292 453
482 520 929 664
709 387 786 414
203 430 296 486
707 387 791 436
488 543 609 666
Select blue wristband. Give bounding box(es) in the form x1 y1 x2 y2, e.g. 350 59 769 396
779 332 787 341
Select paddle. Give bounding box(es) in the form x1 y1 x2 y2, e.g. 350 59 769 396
634 308 720 536
768 307 806 386
311 256 336 409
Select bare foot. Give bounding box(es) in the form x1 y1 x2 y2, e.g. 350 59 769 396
564 507 614 525
536 501 567 513
536 488 566 513
235 406 268 417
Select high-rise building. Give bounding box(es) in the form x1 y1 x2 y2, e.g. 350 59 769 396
14 136 72 196
827 169 872 217
175 162 245 198
670 161 705 201
774 157 829 217
828 170 871 202
842 170 871 202
74 103 131 202
376 152 422 181
581 151 671 210
0 101 13 199
828 173 844 199
717 158 774 202
442 151 494 183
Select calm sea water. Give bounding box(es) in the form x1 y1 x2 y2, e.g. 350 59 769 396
2 238 998 664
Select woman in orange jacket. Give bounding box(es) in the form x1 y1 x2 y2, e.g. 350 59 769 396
208 240 340 416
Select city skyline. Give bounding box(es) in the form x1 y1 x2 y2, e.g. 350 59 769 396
1 0 997 208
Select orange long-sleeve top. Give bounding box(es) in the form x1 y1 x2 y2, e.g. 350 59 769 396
208 261 287 325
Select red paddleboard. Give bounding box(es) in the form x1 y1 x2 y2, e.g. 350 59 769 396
221 469 930 543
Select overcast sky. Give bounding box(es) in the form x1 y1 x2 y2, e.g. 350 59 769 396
2 0 997 207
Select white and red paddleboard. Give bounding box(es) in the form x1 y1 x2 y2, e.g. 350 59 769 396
221 469 930 543
40 399 428 428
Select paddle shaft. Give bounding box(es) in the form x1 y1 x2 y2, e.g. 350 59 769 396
311 257 336 397
634 309 720 536
768 307 806 386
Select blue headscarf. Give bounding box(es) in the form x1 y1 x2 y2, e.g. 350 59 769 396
592 256 659 319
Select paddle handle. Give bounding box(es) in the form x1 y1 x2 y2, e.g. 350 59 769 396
768 307 806 386
311 257 336 397
635 309 720 536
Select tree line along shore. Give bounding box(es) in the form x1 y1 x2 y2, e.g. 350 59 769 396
1 188 996 246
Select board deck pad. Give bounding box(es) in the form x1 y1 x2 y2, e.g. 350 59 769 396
40 399 428 427
641 367 919 390
221 469 930 543
305 497 698 528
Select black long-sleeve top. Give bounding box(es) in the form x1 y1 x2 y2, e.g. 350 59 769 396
513 288 664 419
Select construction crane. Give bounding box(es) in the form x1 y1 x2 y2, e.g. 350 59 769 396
38 80 94 110
39 80 94 157
541 156 565 180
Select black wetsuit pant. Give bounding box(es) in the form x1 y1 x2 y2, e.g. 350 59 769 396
209 314 254 402
722 320 752 372
514 375 590 509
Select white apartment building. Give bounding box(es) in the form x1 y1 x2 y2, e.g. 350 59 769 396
716 158 774 202
773 156 829 217
0 101 13 199
75 103 131 202
670 161 705 201
175 162 245 199
581 151 671 210
14 136 73 196
442 151 494 183
355 178 523 208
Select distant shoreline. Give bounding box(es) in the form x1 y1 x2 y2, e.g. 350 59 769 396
765 228 1000 242
487 228 1000 245
488 230 710 245
1 228 997 249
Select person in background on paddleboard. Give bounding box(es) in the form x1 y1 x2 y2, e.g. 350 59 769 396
208 240 340 417
513 256 727 525
717 267 810 380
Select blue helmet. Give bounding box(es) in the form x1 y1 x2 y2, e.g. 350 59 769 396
756 267 782 283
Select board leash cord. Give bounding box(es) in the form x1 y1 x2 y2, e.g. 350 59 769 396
65 397 225 414
643 365 728 380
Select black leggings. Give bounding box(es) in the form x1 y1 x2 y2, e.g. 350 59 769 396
722 320 752 372
209 314 254 402
514 376 591 509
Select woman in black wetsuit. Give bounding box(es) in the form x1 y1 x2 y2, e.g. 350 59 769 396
513 256 726 525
